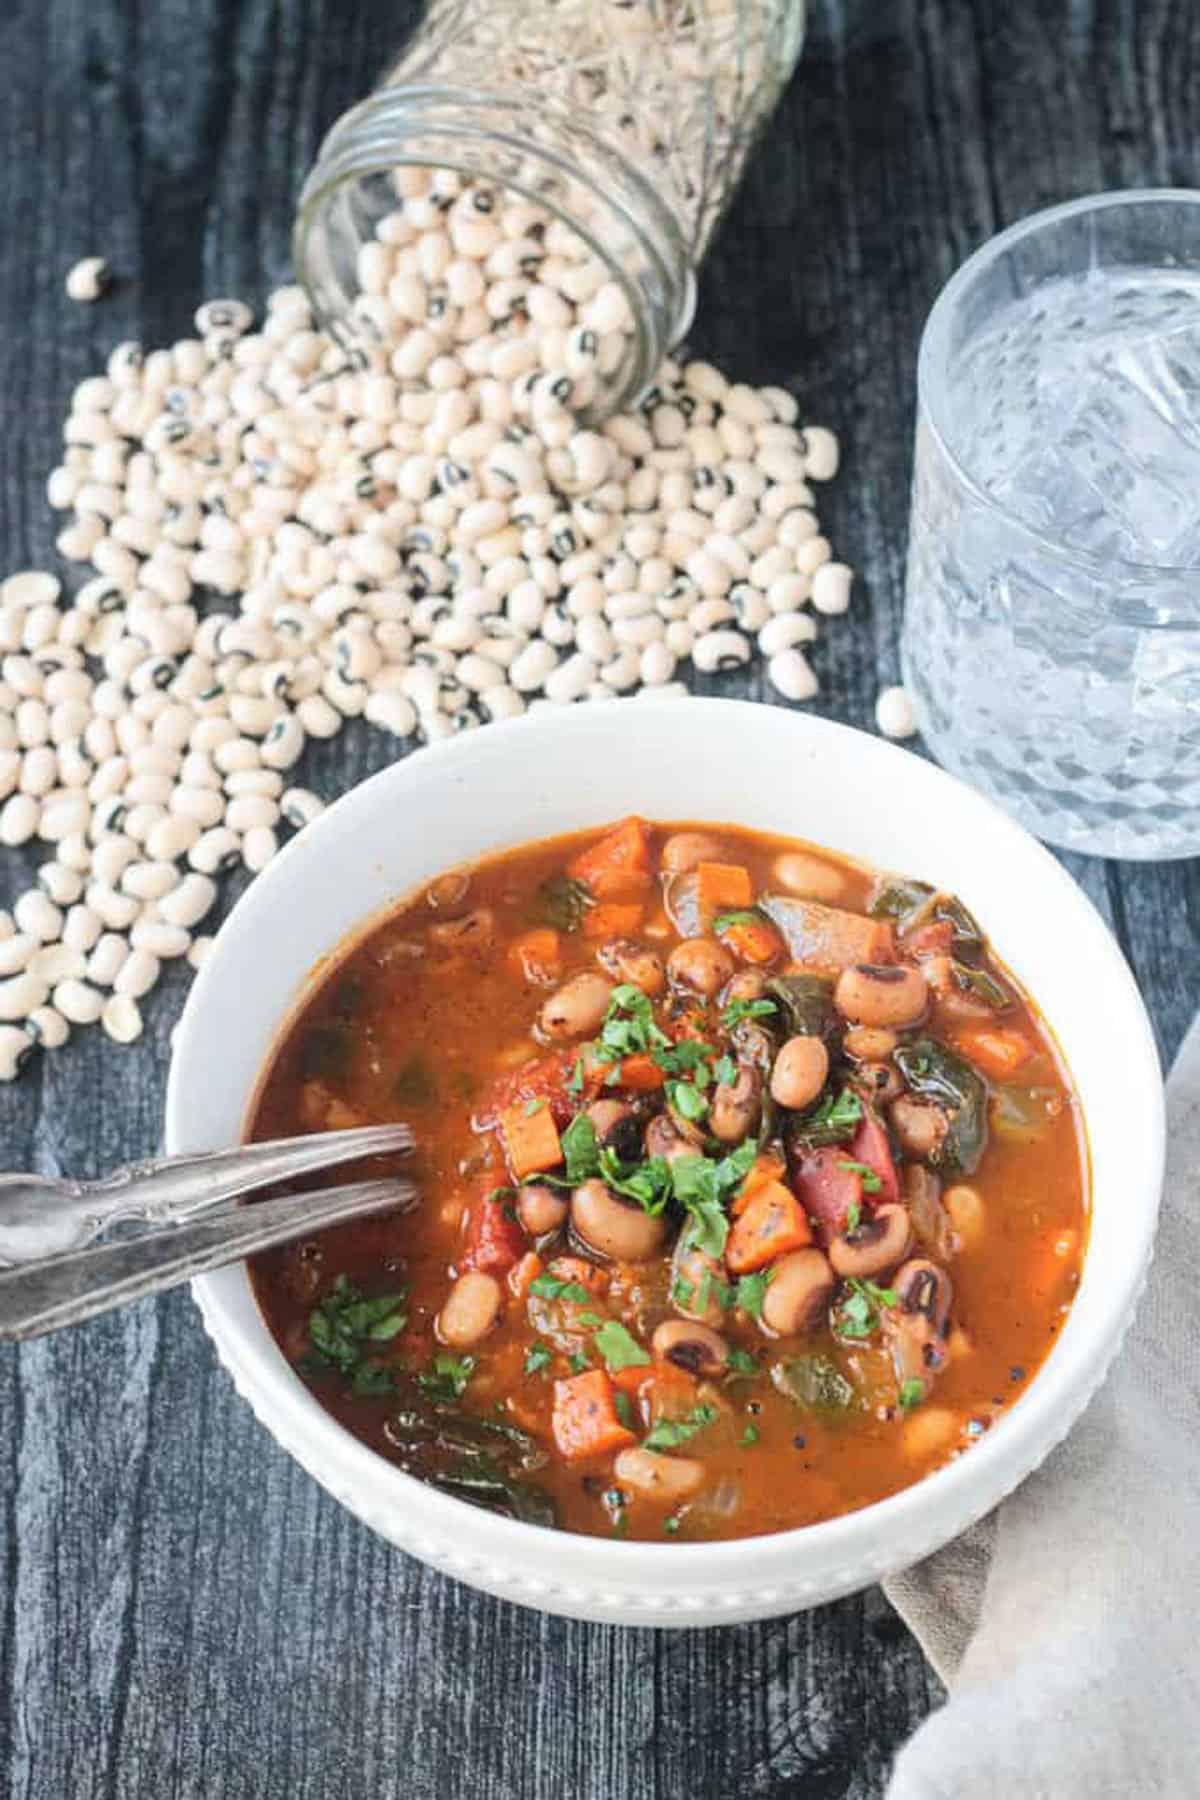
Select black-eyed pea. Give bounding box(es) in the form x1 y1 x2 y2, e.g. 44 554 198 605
612 1446 705 1501
901 1405 960 1461
539 970 613 1038
428 906 494 956
771 851 847 902
760 1248 835 1337
651 1320 729 1378
844 1024 899 1060
571 1177 667 1261
437 1270 503 1348
889 1095 947 1160
667 935 734 997
660 830 728 874
724 968 767 1005
769 1034 829 1109
834 962 928 1028
828 1202 914 1279
709 1061 761 1142
518 1182 569 1236
598 937 665 996
944 1183 985 1248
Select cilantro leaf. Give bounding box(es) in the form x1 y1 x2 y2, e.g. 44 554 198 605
739 1422 760 1445
568 1349 591 1374
668 1079 708 1123
524 1341 554 1375
846 1198 862 1234
643 1402 720 1451
713 1053 738 1088
614 1389 636 1430
524 1096 546 1117
839 1159 882 1194
417 1351 476 1401
529 1272 592 1304
537 873 593 931
834 1276 899 1340
560 1112 601 1183
712 909 766 933
727 1346 758 1374
734 1269 773 1320
670 1275 695 1308
597 984 671 1062
721 996 778 1028
306 1274 407 1380
655 1036 713 1076
597 1146 673 1212
593 1320 651 1372
898 1377 926 1410
790 1086 863 1145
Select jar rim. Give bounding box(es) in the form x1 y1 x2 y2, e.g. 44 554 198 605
294 84 696 418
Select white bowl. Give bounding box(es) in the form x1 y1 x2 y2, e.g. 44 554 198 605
167 699 1164 1627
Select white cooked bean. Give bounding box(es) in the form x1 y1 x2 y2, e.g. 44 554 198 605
62 905 102 954
102 993 143 1044
0 973 49 1020
0 1024 32 1078
186 936 214 972
26 1006 69 1050
767 648 819 702
14 892 63 943
113 948 160 998
86 933 129 987
54 979 104 1024
0 934 37 976
242 825 278 871
29 944 87 984
130 918 191 959
875 684 918 740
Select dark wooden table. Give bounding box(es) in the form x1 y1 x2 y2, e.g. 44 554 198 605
0 2 1194 1794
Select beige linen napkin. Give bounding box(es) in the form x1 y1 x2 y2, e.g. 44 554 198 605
884 1014 1199 1800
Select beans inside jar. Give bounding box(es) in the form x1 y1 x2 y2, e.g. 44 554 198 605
249 818 1087 1541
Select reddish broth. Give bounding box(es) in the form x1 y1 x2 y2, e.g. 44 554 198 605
249 819 1087 1541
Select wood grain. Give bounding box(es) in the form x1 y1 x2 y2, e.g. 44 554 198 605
0 1 1194 1794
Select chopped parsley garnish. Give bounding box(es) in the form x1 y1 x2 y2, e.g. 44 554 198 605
523 1096 547 1117
671 1139 757 1258
670 1275 695 1308
655 1035 714 1077
567 1057 585 1096
713 1053 738 1088
721 995 778 1028
417 1351 476 1401
839 1159 882 1194
559 1112 601 1183
668 1078 708 1123
643 1402 720 1452
791 1086 863 1146
593 1320 651 1371
727 1347 758 1375
846 1198 862 1233
529 1272 592 1304
524 1341 554 1375
597 983 671 1061
568 1350 591 1374
614 1389 636 1430
487 1184 517 1205
597 1146 673 1211
306 1274 407 1381
739 1422 760 1445
835 1277 899 1340
537 872 594 931
712 908 765 933
733 1268 773 1319
898 1378 926 1410
663 1515 681 1534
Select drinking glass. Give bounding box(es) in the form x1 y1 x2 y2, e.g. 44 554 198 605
904 190 1200 859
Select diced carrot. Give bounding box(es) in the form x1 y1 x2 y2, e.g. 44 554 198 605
551 1370 637 1461
954 1026 1033 1080
617 1053 666 1091
546 1255 609 1296
567 817 653 901
507 927 563 986
508 1251 544 1302
696 861 754 920
582 901 644 940
766 897 896 972
719 917 784 965
732 1150 787 1217
725 1180 813 1273
499 1100 564 1180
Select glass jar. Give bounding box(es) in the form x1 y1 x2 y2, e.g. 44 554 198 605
294 0 805 419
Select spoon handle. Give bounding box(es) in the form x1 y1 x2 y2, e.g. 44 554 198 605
0 1177 416 1341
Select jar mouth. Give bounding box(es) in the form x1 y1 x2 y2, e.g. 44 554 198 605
294 85 695 420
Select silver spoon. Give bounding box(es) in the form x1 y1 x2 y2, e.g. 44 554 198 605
0 1125 415 1342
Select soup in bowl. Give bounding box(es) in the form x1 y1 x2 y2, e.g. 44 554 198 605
168 700 1162 1624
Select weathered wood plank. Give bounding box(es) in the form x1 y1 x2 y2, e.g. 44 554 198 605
1 2 1196 1796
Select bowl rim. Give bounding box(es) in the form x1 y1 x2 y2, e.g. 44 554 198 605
169 699 1165 1601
